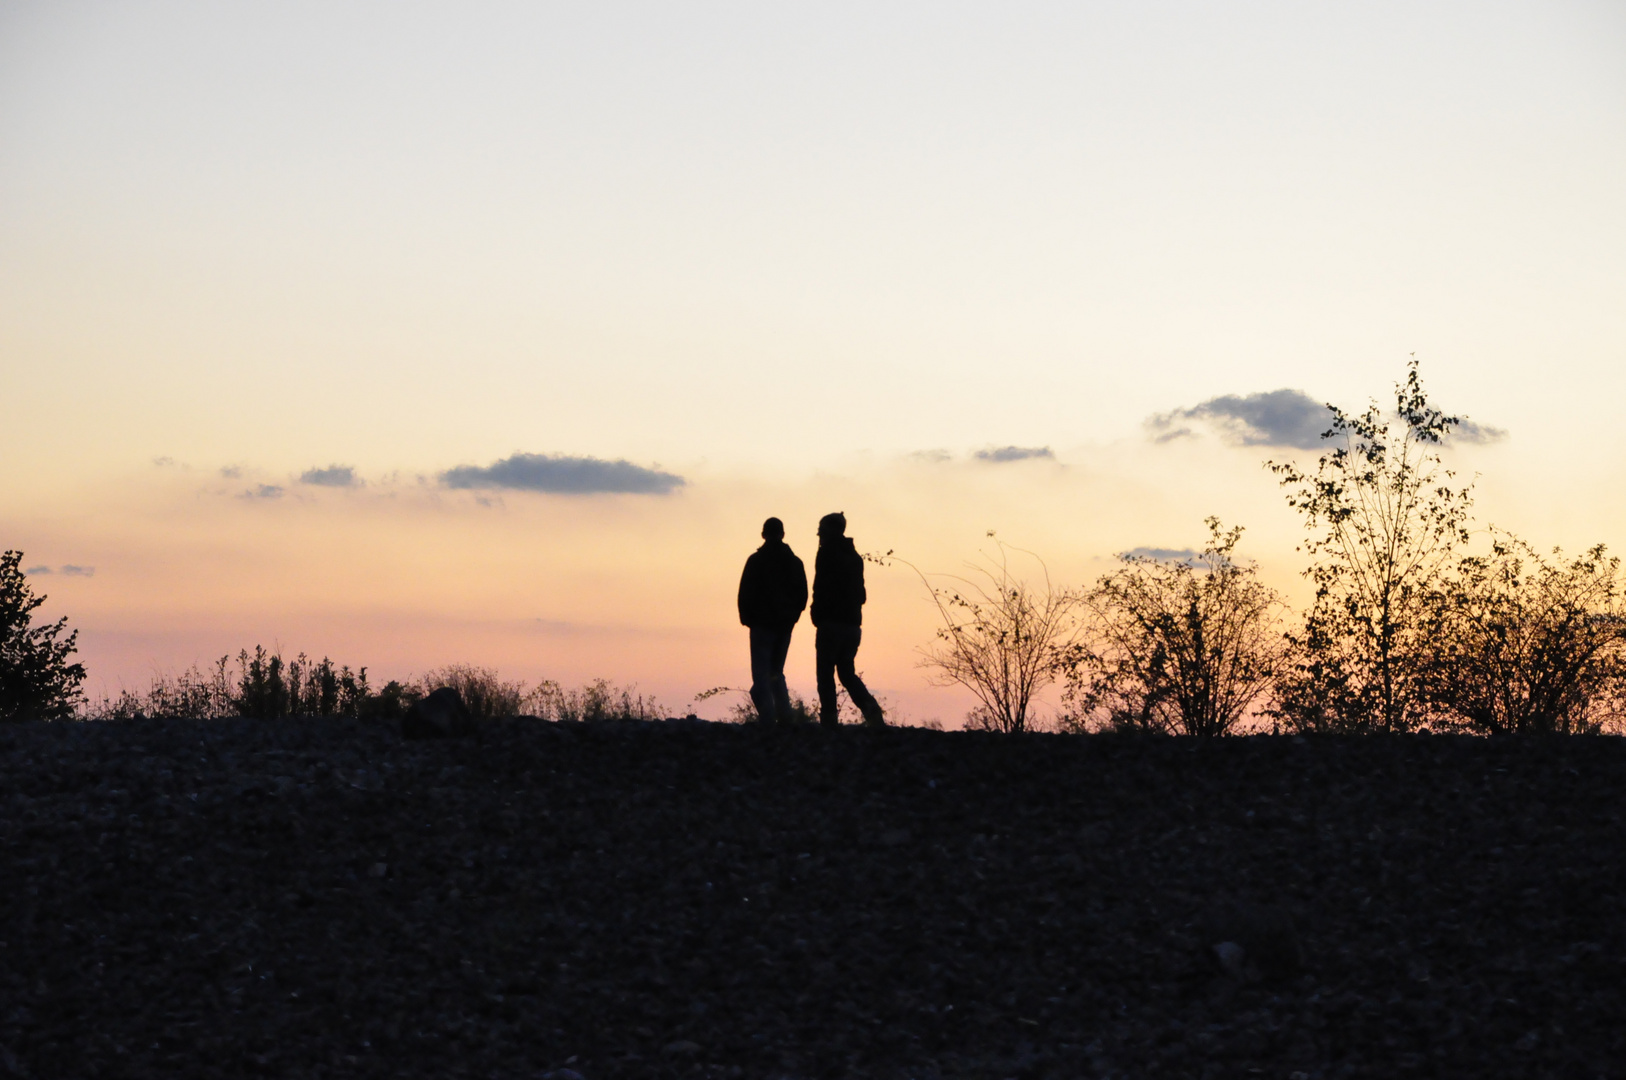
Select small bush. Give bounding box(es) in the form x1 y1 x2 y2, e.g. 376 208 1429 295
886 537 1079 733
709 688 820 725
1063 519 1285 736
85 646 373 720
1426 534 1626 734
529 678 665 722
418 664 526 719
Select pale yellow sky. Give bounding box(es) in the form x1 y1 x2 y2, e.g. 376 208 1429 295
3 2 1623 720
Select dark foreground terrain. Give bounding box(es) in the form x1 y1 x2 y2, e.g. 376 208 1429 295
2 718 1623 1079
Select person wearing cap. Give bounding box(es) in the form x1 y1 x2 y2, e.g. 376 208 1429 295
736 517 808 723
811 512 885 728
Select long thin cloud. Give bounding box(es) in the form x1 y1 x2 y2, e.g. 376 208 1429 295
974 446 1055 463
440 452 685 495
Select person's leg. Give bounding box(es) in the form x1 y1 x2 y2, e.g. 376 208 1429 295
834 626 885 726
749 628 778 723
770 628 793 721
815 627 839 727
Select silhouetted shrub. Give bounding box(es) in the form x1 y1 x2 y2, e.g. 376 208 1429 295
1426 533 1626 734
82 650 665 725
86 647 372 720
528 678 665 722
419 664 526 719
1063 519 1285 736
359 679 420 720
92 659 233 720
233 647 372 719
700 686 820 725
887 537 1080 733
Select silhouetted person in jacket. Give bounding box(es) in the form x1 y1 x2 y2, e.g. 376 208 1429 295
737 517 808 723
811 512 885 728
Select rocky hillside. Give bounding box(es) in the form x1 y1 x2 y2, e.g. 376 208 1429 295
2 717 1622 1078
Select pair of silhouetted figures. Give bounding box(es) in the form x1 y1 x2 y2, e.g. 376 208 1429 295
737 512 884 727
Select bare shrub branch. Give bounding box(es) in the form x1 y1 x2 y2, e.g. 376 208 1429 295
877 536 1079 733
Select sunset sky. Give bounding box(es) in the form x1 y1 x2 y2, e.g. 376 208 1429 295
4 1 1624 722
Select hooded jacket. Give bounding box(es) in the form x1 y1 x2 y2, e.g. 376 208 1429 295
811 535 866 627
737 540 808 630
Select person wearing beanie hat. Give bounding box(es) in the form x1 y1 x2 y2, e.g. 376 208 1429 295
736 516 808 723
810 512 885 728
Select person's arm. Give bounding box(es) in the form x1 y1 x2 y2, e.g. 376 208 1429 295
738 557 754 626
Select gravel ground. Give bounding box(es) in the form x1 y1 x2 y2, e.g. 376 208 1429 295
2 717 1623 1079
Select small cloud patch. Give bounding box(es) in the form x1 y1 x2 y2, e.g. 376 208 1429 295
61 565 95 577
220 466 243 479
24 565 52 575
441 452 685 495
239 484 284 500
1451 419 1508 445
974 446 1055 463
300 464 361 487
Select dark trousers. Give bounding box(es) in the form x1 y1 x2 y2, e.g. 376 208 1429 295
815 623 883 726
748 626 794 722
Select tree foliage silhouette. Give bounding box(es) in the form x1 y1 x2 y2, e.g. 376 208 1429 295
1426 533 1626 734
1064 519 1286 736
0 551 87 721
1269 359 1474 733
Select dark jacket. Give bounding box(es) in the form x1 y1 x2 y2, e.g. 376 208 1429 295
737 540 808 630
811 535 866 627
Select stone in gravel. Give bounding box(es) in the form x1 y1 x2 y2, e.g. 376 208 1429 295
402 687 475 739
1212 940 1248 978
1200 900 1303 980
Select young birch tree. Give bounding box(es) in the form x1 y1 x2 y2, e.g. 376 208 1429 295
1269 359 1474 733
1064 519 1286 736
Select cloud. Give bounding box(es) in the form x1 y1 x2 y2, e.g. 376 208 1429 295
1118 547 1200 563
1450 419 1508 445
220 466 242 479
440 452 685 495
239 484 284 500
1147 389 1334 449
973 446 1055 463
153 456 177 467
300 464 361 487
908 449 954 464
61 565 95 577
24 565 51 575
